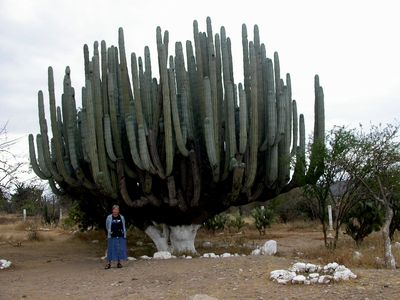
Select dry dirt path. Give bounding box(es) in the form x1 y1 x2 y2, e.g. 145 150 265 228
1 232 400 300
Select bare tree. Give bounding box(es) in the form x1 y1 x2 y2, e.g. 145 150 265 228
0 123 24 194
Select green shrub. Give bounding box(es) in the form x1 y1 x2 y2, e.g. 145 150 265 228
344 200 383 246
228 213 246 232
251 206 274 235
203 213 229 233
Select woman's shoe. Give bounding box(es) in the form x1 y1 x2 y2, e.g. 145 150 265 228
105 263 111 269
117 262 122 268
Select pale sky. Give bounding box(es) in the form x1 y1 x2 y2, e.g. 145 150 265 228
1 0 399 177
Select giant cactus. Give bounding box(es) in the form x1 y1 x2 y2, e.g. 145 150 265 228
29 18 325 253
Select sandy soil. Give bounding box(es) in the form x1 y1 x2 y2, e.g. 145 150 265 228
1 223 400 300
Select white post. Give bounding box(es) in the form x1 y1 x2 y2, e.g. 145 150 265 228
23 209 26 222
328 205 333 231
59 208 63 220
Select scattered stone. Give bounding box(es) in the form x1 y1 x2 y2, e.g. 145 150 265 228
186 256 192 259
251 248 261 256
202 253 219 258
188 294 219 300
353 251 363 261
202 241 213 248
261 240 277 256
91 240 99 243
140 255 151 260
153 251 172 259
221 253 231 258
127 257 136 261
0 259 12 270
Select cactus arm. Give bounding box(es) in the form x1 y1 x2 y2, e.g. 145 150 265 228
244 42 259 189
28 134 51 179
238 83 247 154
157 39 174 176
291 100 298 156
168 57 189 157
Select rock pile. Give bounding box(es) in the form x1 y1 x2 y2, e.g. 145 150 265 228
270 261 357 285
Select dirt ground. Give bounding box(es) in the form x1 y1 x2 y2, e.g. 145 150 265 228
1 219 400 300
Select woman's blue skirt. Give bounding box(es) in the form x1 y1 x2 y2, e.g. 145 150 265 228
107 237 127 262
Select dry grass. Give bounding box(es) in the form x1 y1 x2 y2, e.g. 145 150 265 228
300 231 400 268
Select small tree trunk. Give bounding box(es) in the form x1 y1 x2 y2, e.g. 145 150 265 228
145 224 170 252
321 219 328 247
169 224 201 254
145 224 201 254
382 202 396 269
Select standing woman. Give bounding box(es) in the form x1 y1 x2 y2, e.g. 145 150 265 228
105 205 127 269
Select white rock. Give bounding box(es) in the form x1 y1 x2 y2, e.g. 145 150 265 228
202 252 218 258
318 275 333 284
270 269 296 284
276 279 289 284
0 259 12 270
353 251 363 261
261 240 277 256
323 262 339 271
292 275 306 284
127 257 136 261
304 280 311 285
188 294 219 300
153 251 172 259
202 241 213 248
291 262 306 273
140 255 151 260
186 256 192 259
308 273 320 279
305 263 318 273
310 277 319 284
221 253 231 258
251 248 261 256
333 266 357 281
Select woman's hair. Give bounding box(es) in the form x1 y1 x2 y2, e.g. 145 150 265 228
112 205 120 211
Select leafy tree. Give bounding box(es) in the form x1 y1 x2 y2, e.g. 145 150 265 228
10 182 44 215
343 123 400 269
344 197 384 247
303 126 363 248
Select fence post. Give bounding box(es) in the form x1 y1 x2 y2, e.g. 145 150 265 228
23 209 26 222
